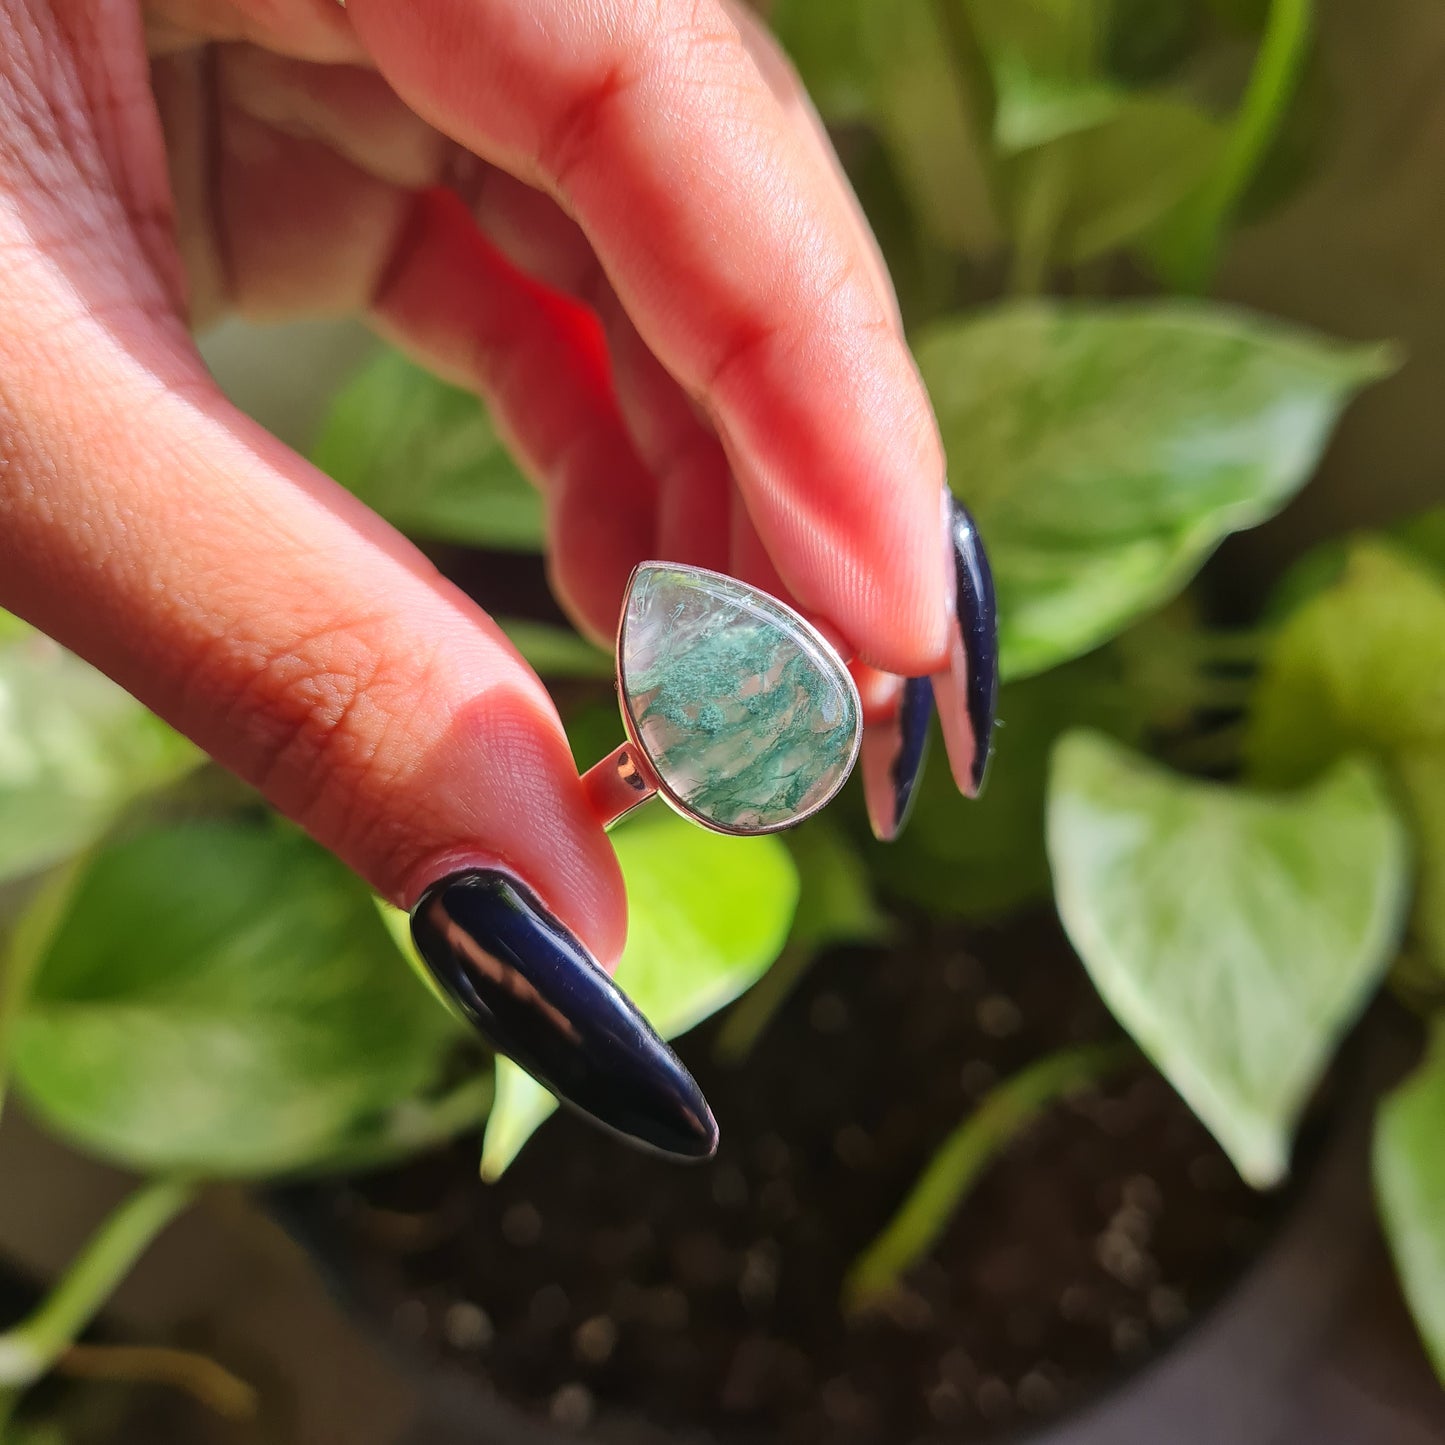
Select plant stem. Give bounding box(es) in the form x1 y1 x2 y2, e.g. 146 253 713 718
930 0 1004 218
713 943 814 1065
1008 143 1070 296
843 1042 1134 1314
1152 0 1313 291
0 1178 195 1400
56 1343 257 1421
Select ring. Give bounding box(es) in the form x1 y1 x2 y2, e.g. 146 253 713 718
580 562 863 836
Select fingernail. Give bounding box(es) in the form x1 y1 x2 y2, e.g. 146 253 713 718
410 870 718 1161
932 494 999 797
862 675 934 841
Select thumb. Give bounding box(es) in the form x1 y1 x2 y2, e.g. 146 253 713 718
0 113 713 1166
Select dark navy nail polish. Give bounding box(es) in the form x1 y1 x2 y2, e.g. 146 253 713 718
933 495 999 797
411 870 718 1161
862 675 934 842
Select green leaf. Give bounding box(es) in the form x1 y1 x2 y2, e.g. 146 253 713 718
496 619 611 679
1248 543 1445 785
1023 95 1225 265
1263 508 1445 620
772 0 1001 255
1375 1021 1445 1384
992 59 1126 151
0 627 199 887
867 652 1139 918
1398 750 1445 977
481 810 798 1177
11 820 460 1177
916 302 1393 679
1248 541 1445 972
1047 733 1410 1186
311 348 544 550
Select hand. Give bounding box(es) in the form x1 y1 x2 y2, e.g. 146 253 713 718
0 0 964 1150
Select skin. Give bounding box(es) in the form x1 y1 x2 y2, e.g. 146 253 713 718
0 0 953 968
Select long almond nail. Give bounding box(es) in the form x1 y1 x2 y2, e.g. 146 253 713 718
861 675 934 841
411 869 717 1160
932 495 999 797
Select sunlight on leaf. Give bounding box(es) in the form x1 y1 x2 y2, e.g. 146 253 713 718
11 821 460 1176
311 347 544 550
1375 1020 1445 1385
481 811 798 1177
917 302 1393 679
1048 733 1409 1186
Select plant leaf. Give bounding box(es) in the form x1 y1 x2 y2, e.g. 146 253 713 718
0 623 200 887
1248 541 1445 972
11 820 460 1176
992 58 1126 152
772 0 1000 255
916 302 1393 679
481 810 798 1177
1375 1021 1445 1384
310 347 544 550
866 651 1140 918
1047 732 1409 1186
1248 543 1445 783
1037 94 1225 263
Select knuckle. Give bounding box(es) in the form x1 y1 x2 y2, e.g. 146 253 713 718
536 57 638 196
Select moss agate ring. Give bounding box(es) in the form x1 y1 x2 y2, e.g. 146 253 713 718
581 562 863 836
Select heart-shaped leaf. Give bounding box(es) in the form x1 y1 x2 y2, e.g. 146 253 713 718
0 622 199 887
916 302 1393 679
480 809 798 1177
10 820 461 1177
311 347 544 550
1048 732 1409 1185
1375 1021 1445 1383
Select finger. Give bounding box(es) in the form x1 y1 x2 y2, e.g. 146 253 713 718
0 41 622 959
723 0 900 333
160 57 660 637
344 0 952 675
461 165 734 575
3 12 716 1154
370 190 658 638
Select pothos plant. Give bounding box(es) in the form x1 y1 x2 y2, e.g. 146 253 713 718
1 0 1442 1433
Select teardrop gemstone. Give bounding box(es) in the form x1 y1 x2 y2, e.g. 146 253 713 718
619 565 861 833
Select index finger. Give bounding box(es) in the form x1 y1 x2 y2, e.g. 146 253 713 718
343 0 951 677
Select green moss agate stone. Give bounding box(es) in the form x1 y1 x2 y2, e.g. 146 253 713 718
620 565 861 832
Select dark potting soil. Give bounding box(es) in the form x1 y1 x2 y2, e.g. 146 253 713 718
298 913 1290 1445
